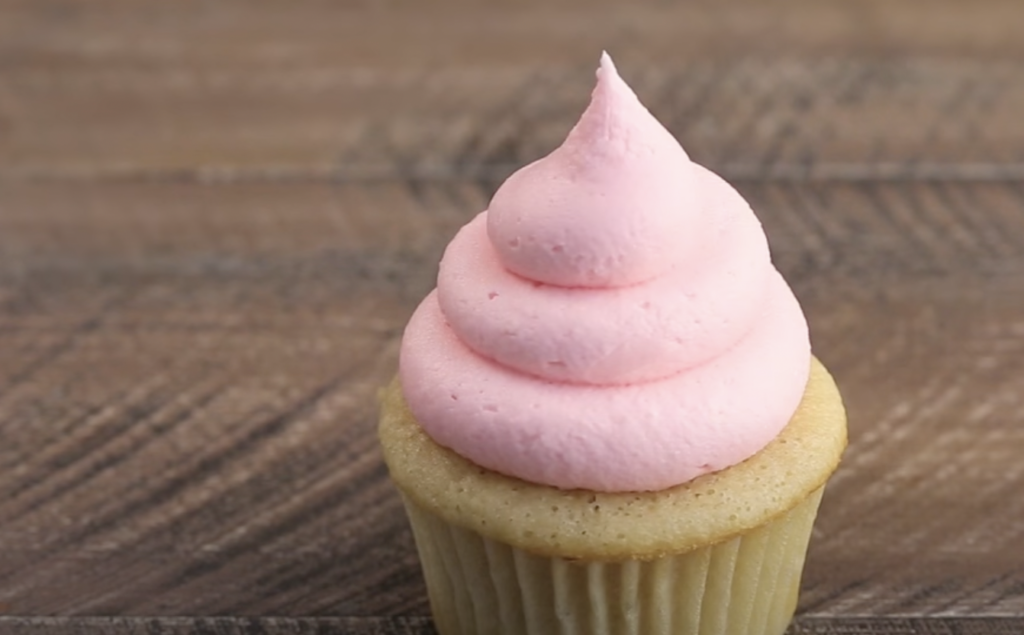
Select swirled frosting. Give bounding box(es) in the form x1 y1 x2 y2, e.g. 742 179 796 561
399 53 810 492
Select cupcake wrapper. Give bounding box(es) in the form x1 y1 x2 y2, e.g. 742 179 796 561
403 487 825 635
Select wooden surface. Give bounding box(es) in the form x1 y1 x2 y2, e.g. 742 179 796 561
2 1 1024 632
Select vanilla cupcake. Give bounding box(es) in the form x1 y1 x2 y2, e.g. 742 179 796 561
379 53 846 635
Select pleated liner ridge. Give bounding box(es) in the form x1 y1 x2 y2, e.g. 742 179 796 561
403 487 825 635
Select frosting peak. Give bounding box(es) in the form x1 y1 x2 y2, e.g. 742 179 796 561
399 53 811 492
487 52 697 289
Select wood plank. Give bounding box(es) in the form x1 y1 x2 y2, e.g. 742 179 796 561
3 617 1024 634
3 0 1023 74
1 181 1023 615
5 179 1024 280
4 60 1024 177
3 0 1024 175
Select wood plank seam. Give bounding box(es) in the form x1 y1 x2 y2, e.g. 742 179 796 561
6 163 1024 184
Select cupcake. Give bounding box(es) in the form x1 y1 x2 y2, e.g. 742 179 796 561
379 52 847 635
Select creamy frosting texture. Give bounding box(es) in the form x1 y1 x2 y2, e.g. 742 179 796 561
399 53 811 492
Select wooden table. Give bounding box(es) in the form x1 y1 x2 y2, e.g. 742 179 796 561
2 1 1024 633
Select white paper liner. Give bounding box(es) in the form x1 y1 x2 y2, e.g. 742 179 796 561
403 487 825 635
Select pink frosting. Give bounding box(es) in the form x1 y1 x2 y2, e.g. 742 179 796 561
399 53 810 492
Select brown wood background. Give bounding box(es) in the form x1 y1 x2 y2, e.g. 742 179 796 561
2 1 1024 632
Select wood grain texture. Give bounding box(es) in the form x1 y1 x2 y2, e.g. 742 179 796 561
3 617 1024 635
3 0 1024 175
2 0 1024 629
4 60 1024 177
3 0 1023 74
2 180 1024 617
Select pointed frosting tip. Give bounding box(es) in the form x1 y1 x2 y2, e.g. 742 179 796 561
599 50 616 76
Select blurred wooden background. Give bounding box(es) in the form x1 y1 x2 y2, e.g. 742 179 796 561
2 1 1024 633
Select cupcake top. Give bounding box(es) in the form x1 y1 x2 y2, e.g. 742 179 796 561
399 53 810 492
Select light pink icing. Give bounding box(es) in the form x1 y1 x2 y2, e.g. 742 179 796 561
399 52 811 492
487 54 697 289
